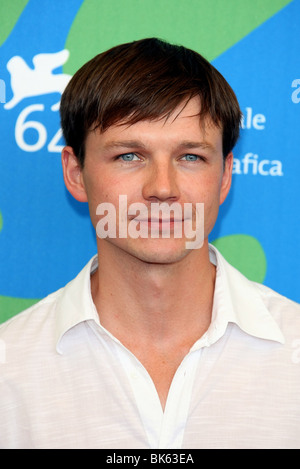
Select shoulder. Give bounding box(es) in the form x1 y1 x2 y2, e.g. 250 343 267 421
253 281 300 315
253 282 300 330
0 292 63 398
211 244 300 342
0 288 62 349
0 255 97 361
212 243 300 317
251 280 300 340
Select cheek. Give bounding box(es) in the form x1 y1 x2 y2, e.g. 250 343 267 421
84 169 116 204
195 175 223 233
193 171 222 203
82 174 109 227
84 174 142 229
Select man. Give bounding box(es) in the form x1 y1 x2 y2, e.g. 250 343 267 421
0 38 299 449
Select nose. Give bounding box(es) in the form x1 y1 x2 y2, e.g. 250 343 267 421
142 158 180 202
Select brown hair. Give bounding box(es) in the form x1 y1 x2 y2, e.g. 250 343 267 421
60 38 241 167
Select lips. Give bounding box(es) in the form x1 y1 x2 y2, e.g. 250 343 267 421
134 218 184 223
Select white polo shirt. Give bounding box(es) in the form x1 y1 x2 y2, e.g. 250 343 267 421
0 245 300 449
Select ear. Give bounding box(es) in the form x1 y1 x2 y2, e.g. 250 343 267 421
219 152 233 205
61 146 88 202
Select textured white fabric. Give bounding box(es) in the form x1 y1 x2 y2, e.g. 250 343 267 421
0 245 300 449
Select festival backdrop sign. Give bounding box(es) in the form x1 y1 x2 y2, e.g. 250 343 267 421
0 0 299 322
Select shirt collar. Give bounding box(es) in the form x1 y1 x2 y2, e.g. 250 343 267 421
55 245 284 353
207 244 285 345
55 255 100 353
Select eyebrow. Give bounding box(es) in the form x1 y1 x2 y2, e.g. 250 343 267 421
177 141 216 152
103 140 147 151
103 140 216 152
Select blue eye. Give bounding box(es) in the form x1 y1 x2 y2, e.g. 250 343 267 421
119 153 139 161
182 154 200 161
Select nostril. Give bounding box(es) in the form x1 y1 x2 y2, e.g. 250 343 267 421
142 165 180 202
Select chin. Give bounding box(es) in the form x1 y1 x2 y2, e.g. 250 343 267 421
123 237 196 265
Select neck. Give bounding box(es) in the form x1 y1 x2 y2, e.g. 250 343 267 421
91 240 215 348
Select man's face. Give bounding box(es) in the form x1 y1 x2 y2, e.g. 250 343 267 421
64 96 232 264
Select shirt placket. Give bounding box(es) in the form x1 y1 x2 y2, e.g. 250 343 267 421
115 339 203 449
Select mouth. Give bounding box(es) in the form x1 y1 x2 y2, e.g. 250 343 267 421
131 217 188 238
133 217 185 225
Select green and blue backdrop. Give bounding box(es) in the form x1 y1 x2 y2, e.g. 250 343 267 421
0 0 299 322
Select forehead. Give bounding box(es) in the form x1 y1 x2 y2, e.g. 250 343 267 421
87 97 222 152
